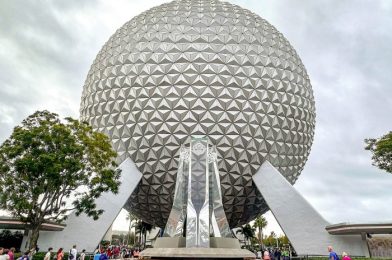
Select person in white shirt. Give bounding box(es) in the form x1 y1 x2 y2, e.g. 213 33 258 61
80 250 86 260
0 248 10 260
68 245 77 260
0 247 8 260
44 248 53 260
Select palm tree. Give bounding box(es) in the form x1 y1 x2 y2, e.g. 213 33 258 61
270 231 277 247
126 212 138 245
236 224 256 246
131 220 154 248
132 219 143 245
253 215 268 249
141 221 154 248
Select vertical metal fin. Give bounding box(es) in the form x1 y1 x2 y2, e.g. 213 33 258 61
164 136 231 248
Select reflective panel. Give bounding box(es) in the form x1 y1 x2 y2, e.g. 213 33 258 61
163 145 189 237
208 146 232 237
186 137 210 247
164 137 232 247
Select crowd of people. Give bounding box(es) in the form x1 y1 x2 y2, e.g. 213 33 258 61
256 245 352 260
0 244 353 260
257 247 290 260
92 246 142 259
39 245 142 260
328 246 352 260
52 245 86 260
0 245 85 260
0 248 15 260
0 243 145 260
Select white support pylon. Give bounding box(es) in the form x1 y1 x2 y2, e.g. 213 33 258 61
253 161 369 257
38 158 142 252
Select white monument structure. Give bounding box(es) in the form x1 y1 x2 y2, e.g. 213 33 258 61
38 0 370 256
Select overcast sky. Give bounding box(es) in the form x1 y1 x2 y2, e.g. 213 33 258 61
1 0 392 236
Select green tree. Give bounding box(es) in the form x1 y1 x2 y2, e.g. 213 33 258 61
365 131 392 173
132 219 154 248
0 110 120 249
236 224 256 246
112 233 127 245
278 234 290 246
277 235 292 251
263 231 278 247
253 215 268 249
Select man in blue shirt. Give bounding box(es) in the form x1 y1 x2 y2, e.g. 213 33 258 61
93 251 101 260
328 246 340 260
99 252 108 260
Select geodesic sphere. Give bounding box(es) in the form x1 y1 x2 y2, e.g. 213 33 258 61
80 0 316 228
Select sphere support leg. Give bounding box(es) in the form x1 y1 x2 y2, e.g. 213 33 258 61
253 161 369 256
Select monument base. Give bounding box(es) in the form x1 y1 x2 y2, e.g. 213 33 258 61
154 237 241 249
139 248 255 259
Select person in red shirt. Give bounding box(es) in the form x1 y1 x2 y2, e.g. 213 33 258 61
113 247 120 259
342 252 352 260
56 248 64 260
8 248 15 260
263 251 270 260
106 248 112 259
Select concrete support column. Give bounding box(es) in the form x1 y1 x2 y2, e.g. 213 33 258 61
360 233 371 258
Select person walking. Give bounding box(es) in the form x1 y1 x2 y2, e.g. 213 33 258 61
274 248 281 260
80 250 86 260
113 246 119 259
69 245 77 260
21 252 29 260
29 246 38 260
0 248 8 260
57 248 64 260
93 250 101 260
8 248 15 260
328 246 340 260
106 247 112 259
44 248 53 260
281 248 289 260
342 252 351 260
263 251 271 260
99 251 108 260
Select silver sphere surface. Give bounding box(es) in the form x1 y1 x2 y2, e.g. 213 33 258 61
80 0 316 227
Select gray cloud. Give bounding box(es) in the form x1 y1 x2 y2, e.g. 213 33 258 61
1 0 391 232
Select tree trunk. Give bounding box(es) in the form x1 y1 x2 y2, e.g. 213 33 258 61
29 224 40 250
126 225 131 245
259 228 264 250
